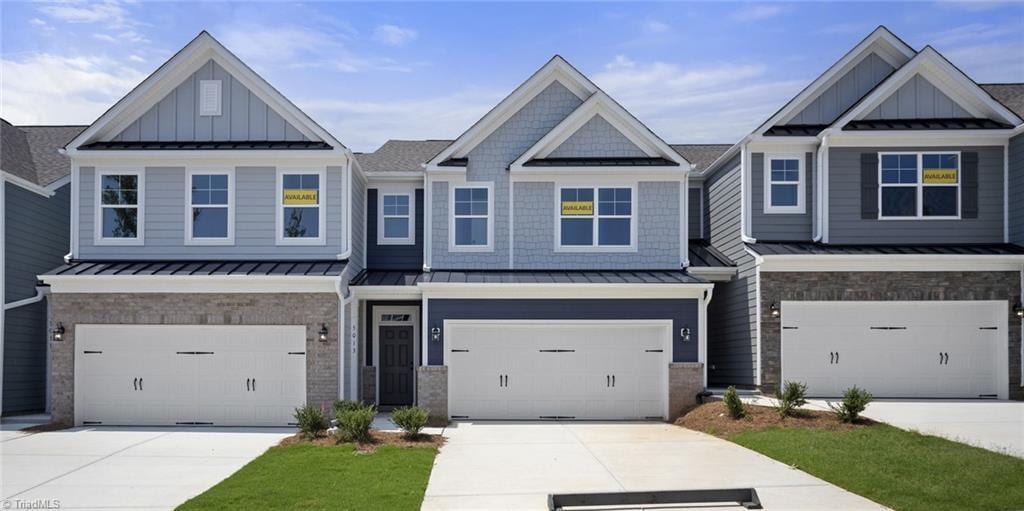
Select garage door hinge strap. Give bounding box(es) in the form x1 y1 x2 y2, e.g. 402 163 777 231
451 349 469 353
870 326 907 330
83 350 103 354
782 326 798 330
287 351 305 355
175 351 215 355
539 349 575 353
979 327 998 330
645 349 663 353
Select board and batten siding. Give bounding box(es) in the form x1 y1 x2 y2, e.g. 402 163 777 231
785 52 894 126
750 152 815 241
77 166 344 259
113 59 309 143
431 81 583 269
366 188 424 270
862 74 973 120
1010 133 1024 246
705 155 758 387
512 181 681 270
827 146 1004 244
688 187 703 239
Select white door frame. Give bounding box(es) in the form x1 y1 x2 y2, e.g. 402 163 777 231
372 305 420 406
443 319 673 419
780 300 1009 399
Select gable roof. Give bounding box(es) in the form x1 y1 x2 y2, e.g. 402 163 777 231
66 31 345 153
510 90 690 170
981 84 1024 119
833 46 1022 129
1 120 85 187
355 140 452 173
670 144 732 174
425 55 599 169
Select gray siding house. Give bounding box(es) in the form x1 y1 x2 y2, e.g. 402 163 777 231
698 27 1024 401
1 121 85 417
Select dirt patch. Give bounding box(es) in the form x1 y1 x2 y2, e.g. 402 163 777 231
280 429 444 453
676 401 873 438
21 422 71 433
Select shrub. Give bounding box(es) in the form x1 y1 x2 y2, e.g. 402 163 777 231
336 403 376 443
294 404 328 439
829 386 873 423
723 386 746 419
333 399 366 416
391 406 430 438
775 380 808 418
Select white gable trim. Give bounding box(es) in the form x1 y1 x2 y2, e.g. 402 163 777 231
509 91 691 172
65 32 345 153
833 47 1023 128
425 56 599 170
1 171 55 198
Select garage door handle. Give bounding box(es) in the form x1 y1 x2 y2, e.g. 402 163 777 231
607 375 610 387
835 352 838 364
612 375 616 387
252 378 256 391
138 378 143 391
133 377 138 391
247 378 251 391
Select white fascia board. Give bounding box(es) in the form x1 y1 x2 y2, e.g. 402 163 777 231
834 48 1023 128
758 254 1024 272
69 149 349 167
510 91 691 170
827 131 1013 147
426 56 599 167
418 282 713 300
350 286 424 300
1 171 55 197
747 137 819 152
364 171 425 180
68 32 345 150
510 167 687 181
41 275 340 294
687 267 738 282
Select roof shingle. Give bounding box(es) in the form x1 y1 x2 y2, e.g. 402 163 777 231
669 144 732 173
980 83 1024 119
355 139 452 173
1 121 84 186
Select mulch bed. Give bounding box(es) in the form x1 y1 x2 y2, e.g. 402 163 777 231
281 429 445 453
20 422 70 433
676 401 873 438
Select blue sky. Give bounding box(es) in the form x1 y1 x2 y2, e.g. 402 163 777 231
2 1 1022 151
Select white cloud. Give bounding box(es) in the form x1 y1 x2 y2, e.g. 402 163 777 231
944 42 1024 82
299 88 503 151
643 20 671 34
0 53 146 125
592 56 806 142
373 24 418 46
731 4 785 22
38 0 139 29
927 23 1015 46
816 21 875 36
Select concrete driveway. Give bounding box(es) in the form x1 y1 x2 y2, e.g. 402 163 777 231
423 421 885 510
856 400 1024 458
1 426 291 510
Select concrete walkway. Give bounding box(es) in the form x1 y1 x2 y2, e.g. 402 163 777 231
1 426 291 510
423 421 886 510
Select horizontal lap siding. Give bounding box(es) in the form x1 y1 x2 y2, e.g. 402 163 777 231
6 184 70 301
751 152 814 241
366 188 424 270
1011 134 1024 245
78 166 344 259
688 187 703 239
3 301 48 414
828 146 1004 244
706 157 757 387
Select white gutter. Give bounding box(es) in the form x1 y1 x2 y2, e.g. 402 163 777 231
740 142 756 244
337 150 355 261
744 245 765 386
422 168 432 272
335 277 349 401
813 131 830 242
4 288 47 310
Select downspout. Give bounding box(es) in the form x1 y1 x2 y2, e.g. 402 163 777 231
813 132 830 242
337 150 354 261
422 167 432 272
744 245 765 387
681 171 691 268
700 286 714 388
336 277 351 401
740 142 757 244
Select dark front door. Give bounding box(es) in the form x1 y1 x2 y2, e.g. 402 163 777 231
379 325 414 406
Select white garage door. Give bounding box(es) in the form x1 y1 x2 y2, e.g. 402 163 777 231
446 321 670 420
782 301 1007 399
75 325 306 426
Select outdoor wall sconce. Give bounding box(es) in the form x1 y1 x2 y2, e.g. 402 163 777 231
1015 300 1023 319
52 322 65 342
431 327 441 343
680 327 691 342
318 323 329 343
769 303 780 318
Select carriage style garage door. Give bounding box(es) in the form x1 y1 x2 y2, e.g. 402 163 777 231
782 301 1007 399
75 325 306 426
446 321 670 420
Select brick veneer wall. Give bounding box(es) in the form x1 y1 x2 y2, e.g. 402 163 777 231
49 292 340 426
759 271 1022 400
416 366 448 421
668 362 704 420
361 366 376 404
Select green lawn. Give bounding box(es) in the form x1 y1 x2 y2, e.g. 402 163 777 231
732 424 1024 511
177 443 437 511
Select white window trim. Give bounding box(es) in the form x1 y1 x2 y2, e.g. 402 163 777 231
555 184 638 252
185 167 235 245
94 167 145 246
763 153 806 214
449 181 494 252
276 167 328 246
376 185 415 245
878 151 961 220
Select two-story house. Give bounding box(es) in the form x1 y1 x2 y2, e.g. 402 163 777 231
1 121 84 417
40 32 362 427
347 57 734 421
699 27 1024 401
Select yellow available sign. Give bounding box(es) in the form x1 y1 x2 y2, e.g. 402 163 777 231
283 189 318 205
923 169 957 184
561 201 593 216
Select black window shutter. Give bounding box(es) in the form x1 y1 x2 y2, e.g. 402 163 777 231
961 152 979 219
860 152 878 219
